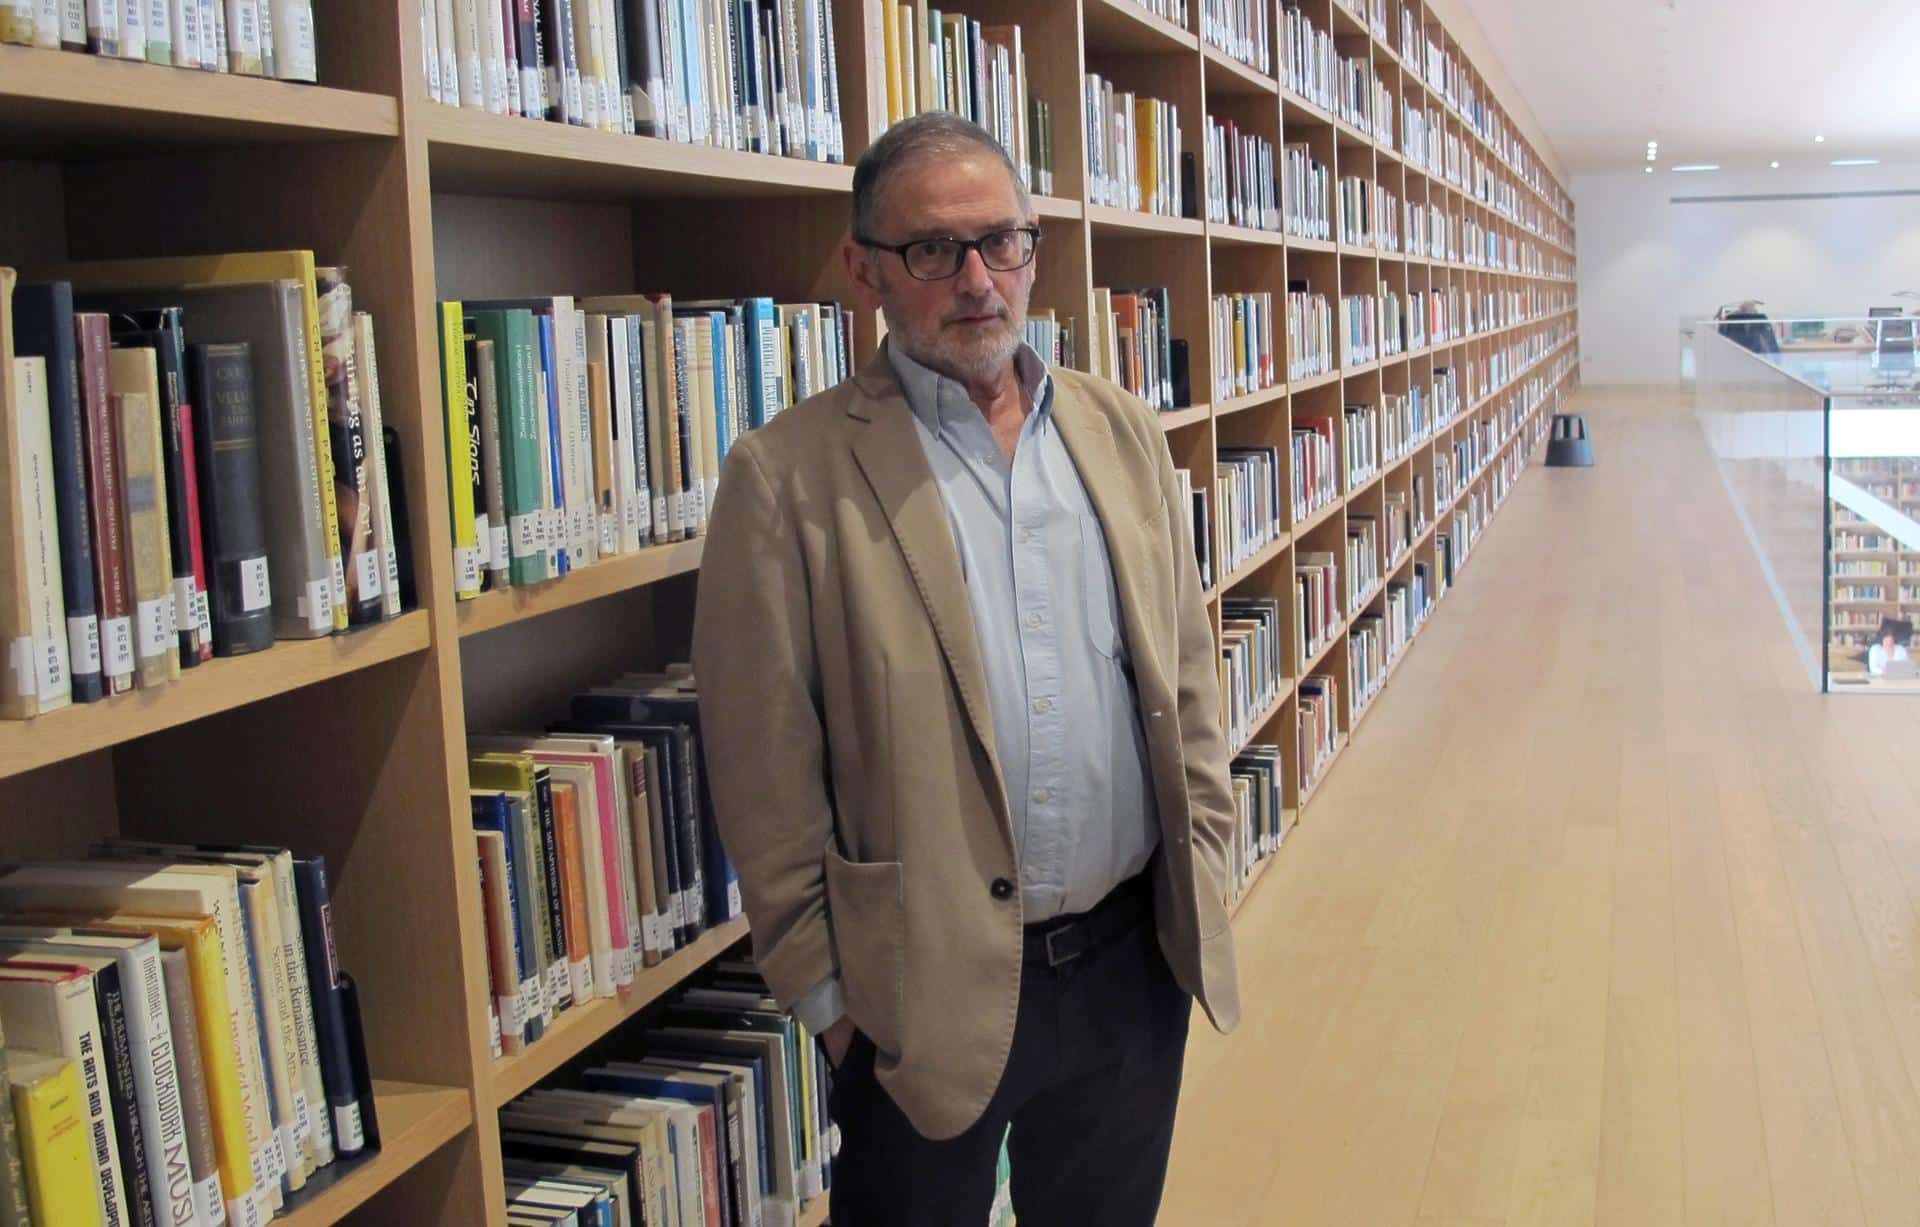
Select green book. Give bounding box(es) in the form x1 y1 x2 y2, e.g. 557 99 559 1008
471 308 549 586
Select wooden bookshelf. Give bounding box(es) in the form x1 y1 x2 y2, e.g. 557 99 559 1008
0 0 1578 1218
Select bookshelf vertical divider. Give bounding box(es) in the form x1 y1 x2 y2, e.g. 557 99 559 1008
0 0 1575 1220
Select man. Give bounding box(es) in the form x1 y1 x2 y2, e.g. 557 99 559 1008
691 113 1240 1225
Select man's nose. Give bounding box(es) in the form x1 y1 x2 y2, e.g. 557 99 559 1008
954 246 995 294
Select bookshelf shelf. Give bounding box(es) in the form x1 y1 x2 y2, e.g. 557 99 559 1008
1209 224 1287 249
1298 734 1348 812
1032 194 1085 220
1086 204 1207 238
1295 497 1342 538
421 105 856 200
1281 91 1335 128
1219 533 1293 594
0 45 400 153
1301 618 1346 676
1292 369 1340 393
799 1197 831 1227
487 917 753 1108
1287 235 1337 255
1229 851 1276 920
1216 386 1288 419
1159 403 1215 431
278 1081 473 1227
0 611 430 781
1201 44 1279 97
456 538 707 638
1230 686 1292 759
1081 0 1198 55
1349 468 1386 500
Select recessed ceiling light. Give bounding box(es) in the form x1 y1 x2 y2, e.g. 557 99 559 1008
1831 158 1879 166
1770 161 1780 168
1672 164 1720 172
1644 166 1653 174
1815 134 1826 143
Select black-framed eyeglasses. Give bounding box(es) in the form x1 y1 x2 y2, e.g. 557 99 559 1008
855 226 1041 281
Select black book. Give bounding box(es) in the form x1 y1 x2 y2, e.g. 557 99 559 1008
186 342 275 657
382 427 417 613
627 0 668 137
99 306 212 667
608 0 631 134
293 856 368 1159
12 282 104 702
93 960 159 1227
337 972 380 1151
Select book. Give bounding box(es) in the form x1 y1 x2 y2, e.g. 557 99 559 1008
314 269 380 627
186 344 275 657
2 354 72 719
160 947 227 1227
7 1052 100 1227
0 962 127 1226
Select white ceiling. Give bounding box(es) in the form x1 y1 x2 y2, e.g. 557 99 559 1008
1459 0 1920 175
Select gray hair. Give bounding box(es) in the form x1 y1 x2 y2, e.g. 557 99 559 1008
851 113 1032 242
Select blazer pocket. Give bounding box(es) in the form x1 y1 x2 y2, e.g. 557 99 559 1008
823 846 907 1056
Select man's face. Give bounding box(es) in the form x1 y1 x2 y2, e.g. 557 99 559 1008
846 152 1037 386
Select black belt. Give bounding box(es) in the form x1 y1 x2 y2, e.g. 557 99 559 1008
1022 872 1154 968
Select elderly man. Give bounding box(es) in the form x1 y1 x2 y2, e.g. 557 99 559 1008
691 113 1240 1225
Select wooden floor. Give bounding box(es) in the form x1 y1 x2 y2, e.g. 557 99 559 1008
1162 385 1920 1227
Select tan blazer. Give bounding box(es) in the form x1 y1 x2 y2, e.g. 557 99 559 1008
691 349 1241 1141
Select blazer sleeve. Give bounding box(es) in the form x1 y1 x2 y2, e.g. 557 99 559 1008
691 434 841 1009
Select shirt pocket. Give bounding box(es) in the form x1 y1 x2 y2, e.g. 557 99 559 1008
1079 514 1124 660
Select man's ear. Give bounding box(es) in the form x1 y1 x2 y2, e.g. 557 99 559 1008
843 239 884 312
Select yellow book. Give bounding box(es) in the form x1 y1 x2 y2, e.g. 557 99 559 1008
440 301 481 599
882 1 901 124
52 250 348 631
1135 97 1160 214
108 352 182 689
898 6 916 119
7 1051 100 1227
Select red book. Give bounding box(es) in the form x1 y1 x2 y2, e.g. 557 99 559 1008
174 406 213 664
75 312 135 695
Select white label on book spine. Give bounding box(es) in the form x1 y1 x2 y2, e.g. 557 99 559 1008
568 959 593 1003
162 586 179 636
301 579 333 633
488 1000 502 1058
192 588 211 637
640 912 661 956
195 1174 227 1226
292 1090 313 1145
599 511 616 555
249 1144 272 1196
104 616 135 676
545 962 567 1005
68 615 101 676
137 596 172 659
613 945 634 984
455 544 482 594
10 638 37 700
272 1126 291 1181
334 1101 364 1154
30 634 62 701
510 513 538 560
489 523 509 571
727 880 742 918
227 1190 259 1227
516 978 538 1028
652 496 667 542
498 991 521 1036
240 555 272 612
173 576 197 638
328 554 348 608
354 550 382 599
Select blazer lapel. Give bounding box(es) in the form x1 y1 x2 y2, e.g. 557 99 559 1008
844 351 1009 816
1051 384 1173 706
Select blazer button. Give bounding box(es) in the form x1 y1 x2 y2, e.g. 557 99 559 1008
990 878 1015 901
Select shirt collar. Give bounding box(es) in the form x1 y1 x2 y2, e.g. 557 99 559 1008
885 337 1052 438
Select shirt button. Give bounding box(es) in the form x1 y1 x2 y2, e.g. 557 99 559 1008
1018 528 1034 544
1025 611 1043 629
1033 697 1054 714
1033 788 1051 804
990 878 1015 901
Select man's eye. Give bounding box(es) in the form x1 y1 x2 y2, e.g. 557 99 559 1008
911 240 955 260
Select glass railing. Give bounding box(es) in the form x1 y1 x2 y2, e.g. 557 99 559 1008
1679 315 1913 383
1696 326 1920 692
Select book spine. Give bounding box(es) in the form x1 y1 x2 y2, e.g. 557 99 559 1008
111 385 180 689
75 314 135 696
9 1059 97 1227
222 0 260 72
436 0 459 106
512 0 539 115
98 966 160 1227
268 0 314 80
316 271 380 626
114 942 196 1227
290 860 363 1158
531 777 570 1012
352 315 403 619
438 303 482 600
265 283 333 640
160 950 226 1227
8 368 70 716
148 317 215 668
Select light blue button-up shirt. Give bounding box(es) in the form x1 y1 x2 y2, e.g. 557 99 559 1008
790 340 1161 1035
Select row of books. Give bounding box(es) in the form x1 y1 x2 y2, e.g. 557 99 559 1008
1382 488 1412 562
424 0 847 166
878 6 1056 196
1201 0 1269 74
1214 446 1282 580
1282 143 1331 242
1331 52 1384 142
1291 418 1337 523
1338 0 1388 41
1286 288 1332 381
1335 176 1377 249
1226 745 1283 904
1378 289 1406 358
0 256 408 721
1022 311 1076 372
1 0 316 79
0 846 377 1227
468 669 743 1058
499 960 834 1226
1204 118 1279 234
1211 291 1277 402
1386 564 1434 654
1344 515 1379 607
1382 389 1428 461
435 294 851 600
1220 596 1284 752
1296 550 1340 666
1298 671 1337 792
1338 293 1376 367
1090 287 1179 414
1177 468 1213 592
1376 187 1402 253
1342 403 1378 488
1084 77 1184 219
1347 614 1384 715
1281 4 1333 114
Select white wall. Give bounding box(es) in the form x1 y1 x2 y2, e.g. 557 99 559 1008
1573 162 1920 384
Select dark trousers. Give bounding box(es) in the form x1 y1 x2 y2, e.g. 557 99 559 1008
826 877 1191 1226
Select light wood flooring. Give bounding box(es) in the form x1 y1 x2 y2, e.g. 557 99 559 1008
1161 384 1920 1226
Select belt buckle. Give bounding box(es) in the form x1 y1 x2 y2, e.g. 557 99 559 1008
1043 924 1086 968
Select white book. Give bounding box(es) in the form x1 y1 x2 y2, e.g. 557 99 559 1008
81 0 116 54
170 0 197 67
9 358 71 717
197 0 215 66
222 0 260 73
567 302 596 568
453 0 484 108
30 0 59 47
253 0 269 75
56 0 84 45
477 0 508 113
420 0 442 100
0 964 130 1226
607 318 641 556
268 0 313 80
353 317 402 619
435 0 458 106
570 0 601 129
116 0 144 58
530 344 559 576
0 929 205 1227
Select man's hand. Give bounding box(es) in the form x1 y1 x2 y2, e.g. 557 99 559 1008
822 1016 858 1069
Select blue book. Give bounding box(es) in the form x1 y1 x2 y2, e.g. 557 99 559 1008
739 298 780 427
537 314 568 577
472 790 546 1045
